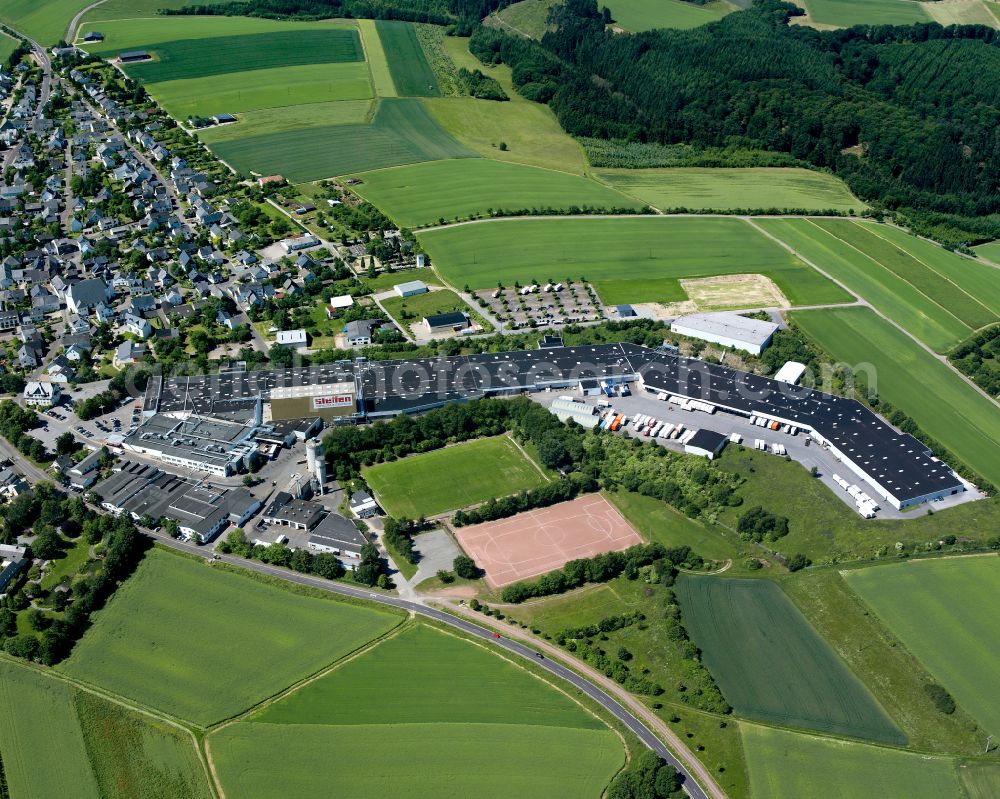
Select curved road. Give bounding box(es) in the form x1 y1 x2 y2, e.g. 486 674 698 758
147 529 712 799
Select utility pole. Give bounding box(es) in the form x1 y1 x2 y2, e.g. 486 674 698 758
986 735 992 754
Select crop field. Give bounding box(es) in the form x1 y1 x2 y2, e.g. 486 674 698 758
358 19 396 97
596 167 865 212
675 575 904 743
973 239 1000 265
958 761 1000 799
79 0 198 26
791 307 1000 487
0 660 100 799
351 159 641 227
363 435 547 517
923 0 999 26
375 21 440 97
257 624 604 728
742 724 961 799
844 557 1000 736
605 0 733 31
0 31 19 64
605 489 739 561
59 548 402 725
419 217 852 306
760 218 1000 352
796 0 931 26
0 659 211 799
199 100 373 143
210 624 623 799
96 29 363 83
0 0 93 45
210 98 474 181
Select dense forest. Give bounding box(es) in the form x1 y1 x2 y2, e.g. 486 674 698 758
470 0 1000 245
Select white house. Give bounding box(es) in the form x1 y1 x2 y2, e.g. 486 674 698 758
275 329 307 349
23 381 59 407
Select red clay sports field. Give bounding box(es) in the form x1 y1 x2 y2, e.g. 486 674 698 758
454 494 643 589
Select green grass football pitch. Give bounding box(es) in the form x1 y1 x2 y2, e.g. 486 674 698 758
760 218 1000 353
844 556 1000 736
210 623 623 799
94 29 362 83
363 435 548 517
675 575 905 744
418 216 852 306
800 0 931 26
791 306 1000 488
58 548 402 726
596 167 865 213
375 20 440 97
742 724 960 799
0 659 211 799
209 98 474 181
603 0 731 31
351 159 642 227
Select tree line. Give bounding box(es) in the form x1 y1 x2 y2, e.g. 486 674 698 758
471 0 1000 246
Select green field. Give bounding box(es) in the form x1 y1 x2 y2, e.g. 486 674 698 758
359 18 396 96
972 239 1000 266
363 435 547 517
0 0 92 45
210 624 623 799
210 98 474 181
419 217 852 306
597 167 865 212
605 489 739 561
147 63 372 119
375 20 440 97
258 624 603 727
742 724 961 799
796 0 931 25
845 557 1000 736
958 761 1000 799
761 218 999 352
494 0 558 38
0 31 19 64
94 29 362 83
676 575 904 743
0 659 211 799
605 0 733 30
59 548 402 725
79 0 198 26
352 159 641 227
792 306 1000 487
199 99 373 142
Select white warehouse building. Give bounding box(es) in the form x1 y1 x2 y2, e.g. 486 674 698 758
670 312 779 355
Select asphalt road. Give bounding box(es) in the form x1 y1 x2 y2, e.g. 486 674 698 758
146 530 709 799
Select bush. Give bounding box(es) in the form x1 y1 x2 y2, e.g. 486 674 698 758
924 683 956 714
453 555 480 579
786 553 811 572
737 506 789 542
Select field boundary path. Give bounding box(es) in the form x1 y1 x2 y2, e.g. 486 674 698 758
67 0 110 42
134 527 718 799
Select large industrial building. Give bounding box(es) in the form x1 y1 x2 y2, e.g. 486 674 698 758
670 312 779 355
140 342 965 511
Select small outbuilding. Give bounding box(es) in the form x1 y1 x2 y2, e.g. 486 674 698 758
394 280 428 298
684 429 728 460
118 50 151 63
422 311 469 334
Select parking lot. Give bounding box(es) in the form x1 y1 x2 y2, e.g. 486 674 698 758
475 283 606 329
532 388 975 520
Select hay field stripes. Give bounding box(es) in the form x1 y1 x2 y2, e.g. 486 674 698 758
374 21 440 97
791 306 1000 487
844 556 1000 737
358 18 396 97
675 575 906 744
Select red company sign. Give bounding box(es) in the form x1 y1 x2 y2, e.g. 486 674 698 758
312 394 353 410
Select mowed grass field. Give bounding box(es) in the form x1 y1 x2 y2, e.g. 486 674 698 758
379 286 489 334
210 624 623 799
494 0 558 38
742 724 961 799
844 557 1000 736
605 0 733 31
211 98 474 181
0 659 212 799
419 217 852 306
597 167 865 212
58 548 402 725
796 0 931 26
675 575 904 743
363 435 547 517
0 31 18 64
761 218 1000 352
958 761 1000 799
792 306 1000 488
375 20 440 97
351 160 641 227
199 99 373 143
